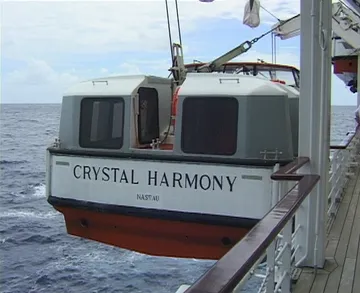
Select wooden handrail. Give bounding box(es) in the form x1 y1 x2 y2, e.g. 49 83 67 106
330 131 356 150
185 157 319 293
271 156 309 181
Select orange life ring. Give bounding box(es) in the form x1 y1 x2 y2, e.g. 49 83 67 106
170 87 181 127
171 87 181 116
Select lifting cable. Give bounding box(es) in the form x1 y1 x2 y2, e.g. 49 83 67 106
166 0 299 72
200 13 300 73
260 4 281 23
246 14 298 47
259 3 282 64
164 0 174 61
164 0 183 64
271 34 274 63
174 0 183 46
273 34 277 64
163 0 184 144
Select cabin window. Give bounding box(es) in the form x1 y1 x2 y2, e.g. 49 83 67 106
79 97 124 149
181 97 238 155
137 87 160 144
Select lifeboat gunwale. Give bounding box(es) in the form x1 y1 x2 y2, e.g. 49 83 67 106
47 147 293 167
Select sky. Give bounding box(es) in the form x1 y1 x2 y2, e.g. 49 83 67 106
1 0 358 105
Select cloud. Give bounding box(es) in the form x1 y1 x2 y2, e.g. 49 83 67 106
5 59 79 86
2 0 300 59
2 0 356 105
118 63 143 75
3 59 80 103
99 63 144 77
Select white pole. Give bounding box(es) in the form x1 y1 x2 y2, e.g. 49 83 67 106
295 0 317 267
357 55 360 108
315 0 332 269
295 0 331 268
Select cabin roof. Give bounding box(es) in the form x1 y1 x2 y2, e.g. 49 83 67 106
63 75 170 97
63 75 147 97
275 83 299 97
179 73 289 96
62 70 294 98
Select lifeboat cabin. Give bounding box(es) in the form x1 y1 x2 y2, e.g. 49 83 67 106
46 62 301 260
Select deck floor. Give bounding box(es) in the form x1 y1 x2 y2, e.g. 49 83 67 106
293 166 360 293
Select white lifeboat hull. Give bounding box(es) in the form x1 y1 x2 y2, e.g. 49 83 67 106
47 151 276 259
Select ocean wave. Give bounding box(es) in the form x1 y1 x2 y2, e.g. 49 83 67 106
35 275 53 286
1 235 57 247
21 234 57 245
32 184 46 198
18 119 40 123
1 237 10 244
8 183 46 200
1 227 64 251
0 159 29 165
0 209 59 219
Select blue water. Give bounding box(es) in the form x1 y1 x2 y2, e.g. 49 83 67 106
0 104 357 293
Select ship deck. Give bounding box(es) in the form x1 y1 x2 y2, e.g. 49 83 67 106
294 166 360 293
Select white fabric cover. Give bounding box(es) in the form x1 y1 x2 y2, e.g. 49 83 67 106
243 0 261 28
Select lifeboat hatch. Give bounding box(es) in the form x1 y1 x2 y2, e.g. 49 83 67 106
136 87 160 146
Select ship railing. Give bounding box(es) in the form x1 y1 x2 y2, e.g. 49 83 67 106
181 157 318 293
328 130 360 228
179 130 360 293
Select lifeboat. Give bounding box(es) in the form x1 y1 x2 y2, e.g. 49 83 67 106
333 56 358 93
332 36 358 93
46 63 301 260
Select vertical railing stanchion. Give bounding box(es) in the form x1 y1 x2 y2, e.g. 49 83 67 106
282 221 292 293
271 164 280 208
331 151 337 214
266 242 276 293
274 220 292 293
327 131 358 222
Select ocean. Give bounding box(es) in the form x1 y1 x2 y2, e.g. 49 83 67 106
0 104 357 293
